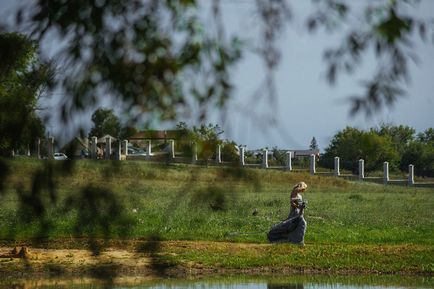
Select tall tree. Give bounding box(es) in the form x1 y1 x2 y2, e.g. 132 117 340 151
89 108 121 139
309 137 319 150
0 33 50 156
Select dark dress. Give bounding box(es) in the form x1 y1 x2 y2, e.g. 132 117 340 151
267 194 306 244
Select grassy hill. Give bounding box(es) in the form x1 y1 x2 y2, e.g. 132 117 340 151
0 158 433 275
2 158 433 244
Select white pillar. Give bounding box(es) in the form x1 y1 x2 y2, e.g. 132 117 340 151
192 142 198 163
11 149 15 157
286 151 292 171
239 146 245 166
358 159 364 180
146 140 152 159
408 164 414 186
216 145 221 164
116 142 122 160
27 145 31 157
169 140 175 159
37 138 41 159
105 137 111 160
84 137 89 152
383 161 389 185
91 136 98 159
262 149 268 169
123 140 128 156
334 157 340 176
310 154 316 175
48 137 54 159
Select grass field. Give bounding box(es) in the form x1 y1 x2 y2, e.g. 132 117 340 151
0 158 433 275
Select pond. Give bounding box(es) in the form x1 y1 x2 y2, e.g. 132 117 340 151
1 275 433 289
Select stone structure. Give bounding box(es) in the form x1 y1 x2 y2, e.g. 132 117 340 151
122 140 128 156
105 136 111 160
116 142 122 161
192 142 198 163
383 161 389 185
310 154 316 175
262 149 268 169
91 136 98 159
358 159 364 180
239 146 245 166
286 151 292 171
48 137 54 159
146 141 152 160
215 145 221 164
334 157 340 176
169 140 175 159
37 138 41 159
408 164 414 186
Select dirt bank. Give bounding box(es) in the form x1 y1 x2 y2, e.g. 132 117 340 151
0 240 433 278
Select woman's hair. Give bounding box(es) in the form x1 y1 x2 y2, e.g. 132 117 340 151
292 181 307 192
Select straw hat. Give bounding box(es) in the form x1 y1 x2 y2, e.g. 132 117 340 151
292 181 307 192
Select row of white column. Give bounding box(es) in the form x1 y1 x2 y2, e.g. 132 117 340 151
12 137 54 159
238 148 293 170
237 150 415 186
22 139 415 186
332 157 414 186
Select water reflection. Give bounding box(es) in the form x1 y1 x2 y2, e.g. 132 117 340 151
0 276 433 289
268 284 304 289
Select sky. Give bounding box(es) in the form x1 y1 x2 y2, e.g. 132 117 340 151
1 1 433 151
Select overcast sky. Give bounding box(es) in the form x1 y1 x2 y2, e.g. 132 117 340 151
1 1 433 151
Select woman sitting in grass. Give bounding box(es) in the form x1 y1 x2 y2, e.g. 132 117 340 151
267 182 307 245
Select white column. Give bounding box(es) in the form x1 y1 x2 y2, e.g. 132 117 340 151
84 137 90 152
11 149 15 157
310 154 316 175
91 136 98 159
37 138 41 159
334 157 340 176
116 142 122 160
286 151 292 171
216 145 221 164
262 149 268 169
239 146 245 166
408 164 414 186
48 137 54 159
192 142 198 163
105 137 111 160
383 161 389 185
146 140 152 159
169 140 175 159
123 140 128 156
27 145 31 157
358 159 364 180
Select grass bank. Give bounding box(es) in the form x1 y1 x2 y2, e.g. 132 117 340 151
0 158 433 275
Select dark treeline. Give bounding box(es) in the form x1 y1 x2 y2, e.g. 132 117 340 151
320 125 434 177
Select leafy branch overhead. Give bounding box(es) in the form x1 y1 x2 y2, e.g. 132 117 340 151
20 0 241 123
311 0 434 115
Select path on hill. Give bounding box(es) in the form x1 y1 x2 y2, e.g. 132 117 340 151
0 240 432 278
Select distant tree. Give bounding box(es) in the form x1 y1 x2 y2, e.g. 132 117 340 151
119 126 138 141
0 33 50 156
309 137 319 150
220 140 239 163
175 122 224 164
372 124 415 153
322 127 399 172
89 108 121 139
401 141 434 177
417 128 434 144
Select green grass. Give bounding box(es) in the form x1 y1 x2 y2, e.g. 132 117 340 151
1 158 433 245
0 158 433 275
